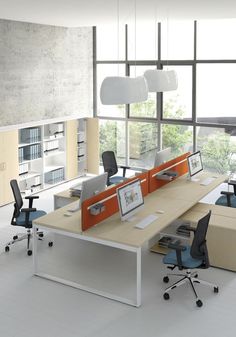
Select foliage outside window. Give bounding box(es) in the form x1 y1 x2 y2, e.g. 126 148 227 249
99 120 126 165
197 128 236 174
162 101 193 156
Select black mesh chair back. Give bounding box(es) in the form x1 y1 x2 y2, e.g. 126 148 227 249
102 151 118 179
10 179 23 221
190 210 211 268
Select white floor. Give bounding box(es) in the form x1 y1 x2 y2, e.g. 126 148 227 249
0 179 235 337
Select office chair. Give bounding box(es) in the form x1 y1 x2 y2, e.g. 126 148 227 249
215 180 236 207
102 151 130 186
162 211 219 307
5 179 53 256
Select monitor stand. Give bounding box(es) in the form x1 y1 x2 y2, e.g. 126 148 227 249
187 174 200 182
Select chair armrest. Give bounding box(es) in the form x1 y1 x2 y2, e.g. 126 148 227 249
119 165 130 177
220 190 234 207
167 242 186 270
25 195 39 208
221 191 234 196
168 242 186 251
21 208 37 213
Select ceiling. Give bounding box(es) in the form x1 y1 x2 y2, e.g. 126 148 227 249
1 0 236 27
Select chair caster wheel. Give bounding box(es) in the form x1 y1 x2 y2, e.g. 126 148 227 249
27 250 32 256
163 293 170 300
48 241 53 247
214 286 219 293
196 299 203 307
13 235 18 240
5 246 10 252
163 276 169 283
38 233 44 238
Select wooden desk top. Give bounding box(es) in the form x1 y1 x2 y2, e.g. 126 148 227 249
155 172 226 202
181 202 236 230
34 171 226 248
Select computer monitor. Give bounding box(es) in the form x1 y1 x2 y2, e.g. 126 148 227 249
116 179 144 221
68 173 108 212
187 151 203 179
154 148 171 167
80 172 108 205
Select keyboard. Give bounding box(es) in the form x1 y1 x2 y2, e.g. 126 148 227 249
134 214 158 229
200 177 216 186
67 201 81 212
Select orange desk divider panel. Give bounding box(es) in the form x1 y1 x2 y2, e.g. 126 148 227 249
81 172 149 231
148 152 190 193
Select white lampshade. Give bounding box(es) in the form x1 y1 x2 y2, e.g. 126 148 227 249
100 76 148 105
144 69 178 92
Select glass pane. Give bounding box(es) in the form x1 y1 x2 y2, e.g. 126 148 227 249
163 66 192 120
97 64 126 118
97 25 125 61
197 126 236 174
128 121 158 168
99 120 126 165
197 64 236 125
197 19 236 59
161 20 194 60
128 22 157 60
161 124 193 157
129 66 157 118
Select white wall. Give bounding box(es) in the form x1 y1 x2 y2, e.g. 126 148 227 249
0 19 93 128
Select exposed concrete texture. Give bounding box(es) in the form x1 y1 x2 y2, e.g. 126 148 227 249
0 19 93 127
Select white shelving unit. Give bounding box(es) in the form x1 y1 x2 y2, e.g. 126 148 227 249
18 122 66 194
77 119 87 176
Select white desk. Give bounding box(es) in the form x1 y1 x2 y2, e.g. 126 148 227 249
33 172 225 307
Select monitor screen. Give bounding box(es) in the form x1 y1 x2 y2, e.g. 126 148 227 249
80 172 108 205
116 179 144 221
154 148 171 167
187 151 203 177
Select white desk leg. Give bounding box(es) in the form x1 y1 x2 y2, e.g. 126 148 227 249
136 247 142 307
33 225 38 274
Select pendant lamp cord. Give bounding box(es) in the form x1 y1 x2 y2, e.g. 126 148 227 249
117 0 120 74
134 0 136 77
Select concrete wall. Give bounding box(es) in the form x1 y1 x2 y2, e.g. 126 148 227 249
0 19 93 128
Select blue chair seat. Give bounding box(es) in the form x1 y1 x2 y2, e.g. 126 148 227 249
215 195 236 208
109 176 127 185
16 210 47 226
163 245 203 269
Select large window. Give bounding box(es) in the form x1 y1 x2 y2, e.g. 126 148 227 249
161 124 193 157
128 121 158 168
163 66 192 121
196 126 236 174
197 19 236 60
129 66 157 118
197 64 236 125
99 120 126 165
96 19 236 173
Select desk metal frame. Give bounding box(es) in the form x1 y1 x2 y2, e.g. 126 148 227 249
33 225 142 307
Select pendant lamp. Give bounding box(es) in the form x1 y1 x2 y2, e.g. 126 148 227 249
100 0 148 105
144 69 178 92
100 76 148 105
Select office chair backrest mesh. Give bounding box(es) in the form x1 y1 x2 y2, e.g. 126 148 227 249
102 151 118 178
10 179 23 219
190 210 211 268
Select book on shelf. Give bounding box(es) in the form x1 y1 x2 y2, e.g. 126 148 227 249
176 224 191 237
158 236 180 248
